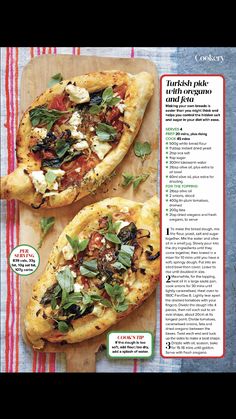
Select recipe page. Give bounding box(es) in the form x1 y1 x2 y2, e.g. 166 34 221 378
161 75 225 357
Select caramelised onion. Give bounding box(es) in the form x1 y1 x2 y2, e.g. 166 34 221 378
136 229 150 239
145 250 160 261
131 244 143 271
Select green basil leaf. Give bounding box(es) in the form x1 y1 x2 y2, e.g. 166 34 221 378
112 261 127 270
61 289 68 306
102 87 114 103
82 294 92 305
82 259 98 272
48 73 63 88
134 141 152 159
29 106 69 130
120 244 135 257
57 321 69 333
133 174 149 190
118 253 131 268
45 171 57 185
55 139 70 158
100 298 112 308
122 173 134 187
89 104 101 114
108 97 121 106
79 239 89 252
62 302 76 310
90 294 103 301
51 297 57 310
66 235 89 257
38 216 55 249
105 233 121 244
104 283 115 297
96 123 117 142
56 266 74 293
115 302 129 312
61 151 83 164
80 266 98 278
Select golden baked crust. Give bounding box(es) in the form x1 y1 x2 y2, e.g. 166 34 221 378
1 71 154 208
25 195 160 349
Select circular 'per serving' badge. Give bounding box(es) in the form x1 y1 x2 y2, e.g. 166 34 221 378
9 244 40 276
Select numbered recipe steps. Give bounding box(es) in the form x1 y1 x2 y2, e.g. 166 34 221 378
161 75 224 358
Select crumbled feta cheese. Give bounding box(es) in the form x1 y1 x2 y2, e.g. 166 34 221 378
75 167 81 173
91 136 112 160
116 102 126 113
116 220 130 234
92 304 105 317
74 283 84 292
29 171 47 194
47 181 59 191
89 126 95 132
101 237 106 245
69 111 82 127
62 243 74 260
71 130 86 140
104 253 113 262
73 140 89 151
45 169 65 178
120 207 130 213
101 275 107 282
31 127 47 140
65 84 90 104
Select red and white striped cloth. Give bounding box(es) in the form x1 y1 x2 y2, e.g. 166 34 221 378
0 46 180 372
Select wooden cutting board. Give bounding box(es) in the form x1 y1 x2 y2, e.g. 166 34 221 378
19 55 159 371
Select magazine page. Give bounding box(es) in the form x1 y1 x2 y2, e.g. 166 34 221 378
0 47 234 373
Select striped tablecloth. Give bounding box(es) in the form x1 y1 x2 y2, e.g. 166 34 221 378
0 46 181 372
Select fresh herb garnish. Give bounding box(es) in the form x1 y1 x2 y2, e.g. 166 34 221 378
133 173 149 189
121 173 134 187
45 171 57 185
96 123 117 141
55 139 71 158
38 216 55 249
48 73 63 88
104 283 129 312
57 321 69 333
80 259 99 278
89 87 121 114
121 172 149 190
104 233 121 244
29 106 70 131
66 235 89 257
134 141 152 160
56 266 75 293
113 244 135 270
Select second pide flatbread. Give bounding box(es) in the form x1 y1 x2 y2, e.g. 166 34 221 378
1 71 154 208
25 195 160 349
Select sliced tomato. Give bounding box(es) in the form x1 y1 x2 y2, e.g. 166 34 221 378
113 83 127 99
42 150 56 160
98 216 109 229
48 94 68 111
80 276 89 289
88 232 104 252
112 119 124 132
60 154 99 189
106 107 121 123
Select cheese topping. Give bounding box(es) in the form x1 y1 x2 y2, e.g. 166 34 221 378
29 171 47 194
31 127 47 140
45 169 65 178
120 207 130 213
71 130 86 140
73 140 89 151
74 283 84 292
69 111 82 127
65 84 90 104
91 136 112 160
92 304 105 318
116 102 126 113
62 243 74 260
